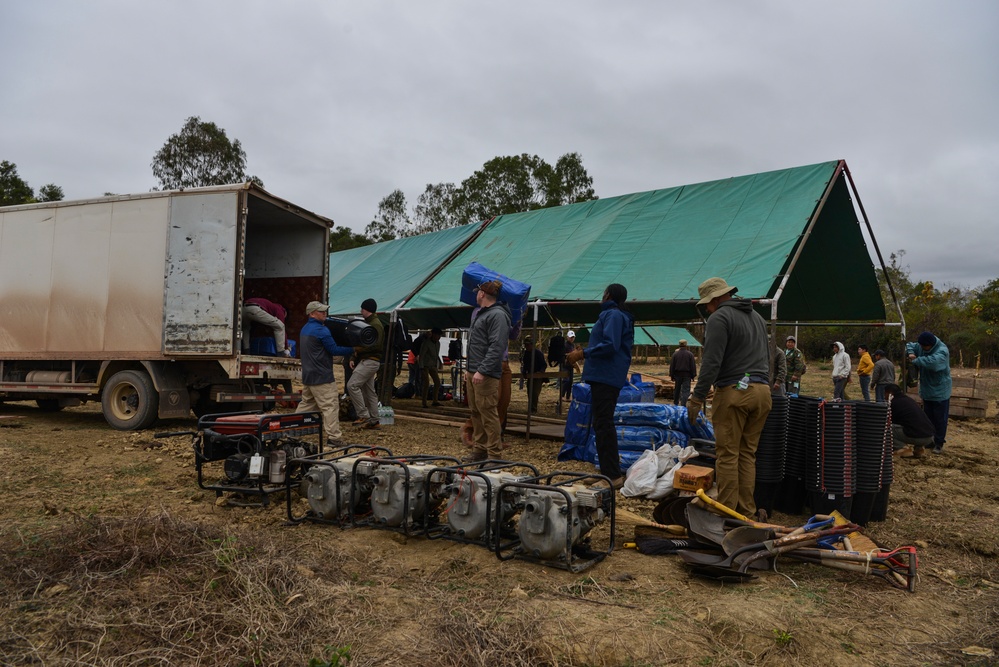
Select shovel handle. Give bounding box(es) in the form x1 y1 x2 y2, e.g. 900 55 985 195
695 489 751 522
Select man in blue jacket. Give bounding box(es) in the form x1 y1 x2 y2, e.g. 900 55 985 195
566 284 634 489
909 331 952 454
297 301 355 444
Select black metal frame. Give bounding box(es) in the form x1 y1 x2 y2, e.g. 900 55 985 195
285 444 394 525
349 455 461 535
424 459 540 547
185 410 324 506
494 471 617 573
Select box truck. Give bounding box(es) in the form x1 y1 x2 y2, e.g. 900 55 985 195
0 183 331 429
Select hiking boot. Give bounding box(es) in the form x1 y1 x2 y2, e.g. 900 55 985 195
327 438 346 448
912 446 925 458
351 419 367 427
462 449 488 463
932 446 943 455
894 446 912 458
364 420 381 430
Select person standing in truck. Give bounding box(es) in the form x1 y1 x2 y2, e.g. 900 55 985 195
297 301 354 444
347 298 385 430
242 297 290 357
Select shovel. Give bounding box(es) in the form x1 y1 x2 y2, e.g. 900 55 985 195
684 503 732 547
680 526 857 580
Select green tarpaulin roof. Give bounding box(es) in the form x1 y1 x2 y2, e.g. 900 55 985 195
330 160 890 332
570 325 700 346
326 222 481 316
639 326 702 347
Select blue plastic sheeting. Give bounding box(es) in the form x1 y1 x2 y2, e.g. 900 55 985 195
613 403 715 441
559 382 705 472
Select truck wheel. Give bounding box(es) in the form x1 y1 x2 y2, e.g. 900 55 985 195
36 399 64 412
102 370 158 430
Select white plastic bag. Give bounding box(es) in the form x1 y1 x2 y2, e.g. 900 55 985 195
647 445 699 500
621 449 659 497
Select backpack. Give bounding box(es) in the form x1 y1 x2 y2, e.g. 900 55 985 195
393 382 416 399
448 338 463 360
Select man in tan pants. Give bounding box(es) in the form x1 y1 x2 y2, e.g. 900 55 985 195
687 278 772 519
463 279 512 462
296 301 355 444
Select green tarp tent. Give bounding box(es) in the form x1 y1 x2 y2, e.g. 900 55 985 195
326 222 481 317
395 160 890 330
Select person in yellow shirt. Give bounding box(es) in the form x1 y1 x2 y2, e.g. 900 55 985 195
857 344 874 402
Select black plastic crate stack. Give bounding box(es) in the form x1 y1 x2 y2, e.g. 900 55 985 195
806 400 857 516
849 401 892 525
871 405 895 522
754 392 788 515
776 395 822 514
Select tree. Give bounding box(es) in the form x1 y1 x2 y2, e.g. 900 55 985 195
1 160 38 205
364 190 410 242
151 116 263 190
412 182 459 234
1 161 64 205
329 225 372 253
370 152 598 240
37 184 64 202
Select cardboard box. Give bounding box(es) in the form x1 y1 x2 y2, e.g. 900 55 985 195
674 464 715 492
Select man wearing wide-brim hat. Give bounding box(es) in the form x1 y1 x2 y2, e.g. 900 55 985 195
687 277 772 519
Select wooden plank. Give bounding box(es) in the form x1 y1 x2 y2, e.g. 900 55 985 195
502 423 566 441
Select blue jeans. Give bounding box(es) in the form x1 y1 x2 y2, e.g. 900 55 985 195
859 375 871 401
875 384 886 403
673 377 692 406
922 399 950 449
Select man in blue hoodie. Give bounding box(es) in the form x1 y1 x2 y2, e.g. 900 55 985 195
566 284 634 489
909 331 952 454
687 277 772 519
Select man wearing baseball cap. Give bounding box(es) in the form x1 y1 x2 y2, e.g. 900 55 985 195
297 301 355 443
908 331 952 454
347 298 385 430
687 277 772 519
464 279 511 462
784 335 806 395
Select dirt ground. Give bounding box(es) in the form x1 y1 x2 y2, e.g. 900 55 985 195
1 364 997 666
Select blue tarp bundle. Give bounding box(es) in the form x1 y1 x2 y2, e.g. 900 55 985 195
558 383 709 472
460 262 532 329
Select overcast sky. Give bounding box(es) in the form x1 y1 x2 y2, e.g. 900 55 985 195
2 1 996 290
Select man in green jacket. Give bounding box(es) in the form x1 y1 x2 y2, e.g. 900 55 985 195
783 336 806 395
347 298 385 430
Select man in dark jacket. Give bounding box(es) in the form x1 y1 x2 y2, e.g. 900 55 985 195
871 350 896 403
347 298 385 430
520 336 547 414
884 384 936 458
464 280 512 462
687 277 772 519
669 339 697 406
566 284 634 489
296 301 355 443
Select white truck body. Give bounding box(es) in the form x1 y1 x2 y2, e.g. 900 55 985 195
0 183 331 429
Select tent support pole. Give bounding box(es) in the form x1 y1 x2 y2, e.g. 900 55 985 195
842 163 907 342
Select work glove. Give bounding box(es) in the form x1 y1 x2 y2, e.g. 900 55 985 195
686 398 703 426
565 348 584 365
